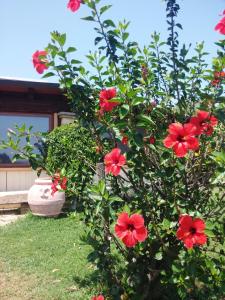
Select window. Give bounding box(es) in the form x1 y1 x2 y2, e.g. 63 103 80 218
0 113 52 167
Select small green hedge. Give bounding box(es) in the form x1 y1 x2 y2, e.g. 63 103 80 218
46 122 98 200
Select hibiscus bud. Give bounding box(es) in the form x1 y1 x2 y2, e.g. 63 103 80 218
149 136 156 144
121 136 128 145
151 100 157 107
141 64 148 80
96 145 103 154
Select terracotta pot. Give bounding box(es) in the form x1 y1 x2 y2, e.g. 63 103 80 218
28 177 65 217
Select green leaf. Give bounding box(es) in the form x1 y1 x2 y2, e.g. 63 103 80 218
81 16 95 22
100 5 112 15
122 204 131 215
162 219 171 230
204 229 215 237
71 59 82 64
98 180 106 195
42 72 55 79
132 97 144 106
137 114 155 127
122 32 129 41
119 104 129 119
103 19 116 28
109 196 123 203
67 47 77 53
58 33 66 47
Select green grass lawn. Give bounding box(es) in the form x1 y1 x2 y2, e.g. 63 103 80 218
0 213 99 300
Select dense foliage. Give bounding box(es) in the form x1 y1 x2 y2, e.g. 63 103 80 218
36 0 225 299
46 122 98 199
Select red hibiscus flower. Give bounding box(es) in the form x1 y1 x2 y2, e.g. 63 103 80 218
91 296 104 300
121 136 128 145
115 212 148 247
163 123 199 157
190 110 218 136
214 71 225 78
211 71 225 86
176 215 207 249
51 174 67 196
215 16 225 34
67 0 81 12
99 88 119 112
211 79 220 86
104 148 126 176
32 50 48 74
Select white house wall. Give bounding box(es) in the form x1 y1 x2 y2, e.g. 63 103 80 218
0 168 45 192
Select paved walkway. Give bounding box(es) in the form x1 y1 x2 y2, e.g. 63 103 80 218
0 215 25 227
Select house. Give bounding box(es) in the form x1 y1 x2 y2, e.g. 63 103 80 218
0 77 75 193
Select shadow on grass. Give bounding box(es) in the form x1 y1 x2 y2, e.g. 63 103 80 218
72 271 100 289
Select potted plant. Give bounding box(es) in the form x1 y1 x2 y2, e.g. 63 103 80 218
28 173 67 217
0 125 67 217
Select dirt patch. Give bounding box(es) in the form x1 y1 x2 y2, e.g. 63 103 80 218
0 215 25 227
0 262 40 300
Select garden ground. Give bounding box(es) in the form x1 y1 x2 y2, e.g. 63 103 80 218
0 213 99 300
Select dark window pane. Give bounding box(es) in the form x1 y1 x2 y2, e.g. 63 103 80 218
0 114 50 165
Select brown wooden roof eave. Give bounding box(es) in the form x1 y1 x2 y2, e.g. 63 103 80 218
0 78 62 95
0 78 70 113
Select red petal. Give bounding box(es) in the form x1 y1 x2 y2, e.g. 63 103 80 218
115 225 128 239
183 236 194 249
168 123 183 135
122 231 137 247
179 215 193 230
67 0 81 12
176 228 188 240
110 165 121 176
116 212 130 227
36 64 46 74
192 218 205 232
107 87 117 99
173 142 188 157
210 115 218 127
118 154 126 166
105 165 112 174
104 153 113 164
133 227 148 242
99 88 116 100
130 214 145 228
110 148 121 160
197 110 209 121
38 50 48 57
183 123 197 136
194 233 207 245
185 136 199 150
163 135 176 148
215 18 225 34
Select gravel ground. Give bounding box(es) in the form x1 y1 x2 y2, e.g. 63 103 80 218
0 215 25 227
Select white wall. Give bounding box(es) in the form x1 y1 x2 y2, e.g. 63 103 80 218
0 168 45 192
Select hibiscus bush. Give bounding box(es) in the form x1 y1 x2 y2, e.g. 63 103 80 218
33 0 225 299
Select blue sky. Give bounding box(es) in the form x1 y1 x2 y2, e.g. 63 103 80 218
0 0 224 81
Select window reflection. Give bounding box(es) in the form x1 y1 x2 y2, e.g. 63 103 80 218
0 114 51 165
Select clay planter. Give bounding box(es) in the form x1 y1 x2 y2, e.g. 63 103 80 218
28 178 65 217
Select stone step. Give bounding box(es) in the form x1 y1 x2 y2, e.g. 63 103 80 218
0 191 28 204
0 191 29 214
0 207 20 215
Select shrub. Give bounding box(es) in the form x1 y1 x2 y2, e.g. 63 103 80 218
46 122 98 200
35 0 225 299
